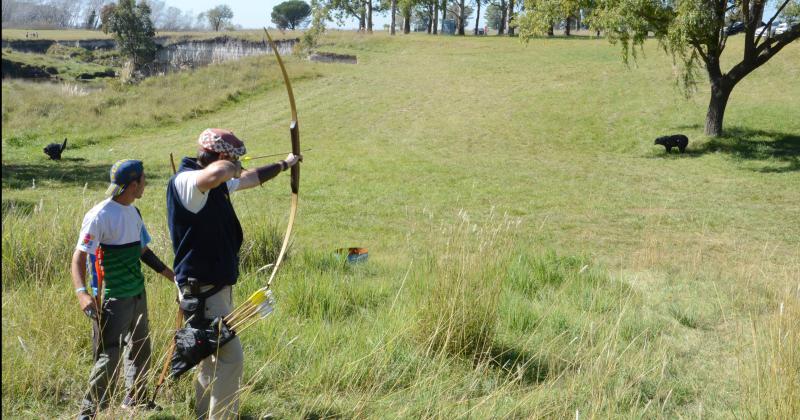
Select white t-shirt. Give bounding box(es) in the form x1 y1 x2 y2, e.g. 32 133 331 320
173 171 240 214
76 198 151 253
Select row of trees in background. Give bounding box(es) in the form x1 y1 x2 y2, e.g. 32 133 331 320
318 0 522 36
1 0 239 31
315 0 800 38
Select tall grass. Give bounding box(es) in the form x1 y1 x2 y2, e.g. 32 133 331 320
740 283 800 418
417 211 511 361
2 196 86 286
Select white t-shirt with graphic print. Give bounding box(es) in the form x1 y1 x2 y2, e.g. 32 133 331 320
76 198 151 253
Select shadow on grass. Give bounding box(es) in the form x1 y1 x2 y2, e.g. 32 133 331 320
487 344 553 385
2 161 109 189
652 126 800 172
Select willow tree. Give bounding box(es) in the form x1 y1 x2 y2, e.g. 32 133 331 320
519 0 800 136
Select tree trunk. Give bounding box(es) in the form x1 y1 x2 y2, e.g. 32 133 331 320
458 0 465 35
498 1 506 35
359 10 365 32
705 77 733 136
428 4 433 33
547 23 553 36
474 0 480 35
367 0 373 33
564 16 571 36
433 1 438 34
404 14 411 34
441 0 447 33
507 0 515 36
391 0 397 35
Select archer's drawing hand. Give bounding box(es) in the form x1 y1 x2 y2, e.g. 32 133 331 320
232 160 243 179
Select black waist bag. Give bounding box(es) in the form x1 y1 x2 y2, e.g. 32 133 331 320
170 316 236 379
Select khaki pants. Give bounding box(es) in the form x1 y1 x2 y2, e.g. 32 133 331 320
80 292 151 415
194 285 243 420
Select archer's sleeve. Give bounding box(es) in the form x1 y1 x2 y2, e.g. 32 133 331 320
140 224 152 248
174 171 208 213
226 178 240 193
76 213 100 254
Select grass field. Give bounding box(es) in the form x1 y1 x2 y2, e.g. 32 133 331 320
2 31 799 419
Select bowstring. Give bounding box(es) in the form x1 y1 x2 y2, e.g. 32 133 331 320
236 29 272 277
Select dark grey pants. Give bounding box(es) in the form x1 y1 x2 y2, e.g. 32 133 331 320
80 292 151 415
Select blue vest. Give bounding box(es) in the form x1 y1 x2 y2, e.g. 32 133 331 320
167 158 243 286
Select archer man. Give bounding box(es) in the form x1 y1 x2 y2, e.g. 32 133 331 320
71 159 174 419
166 128 299 419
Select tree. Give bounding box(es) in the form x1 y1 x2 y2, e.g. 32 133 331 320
272 0 312 30
457 0 467 34
329 0 367 31
520 0 799 136
205 4 233 31
441 0 448 33
485 1 504 31
108 0 156 68
506 0 515 35
144 0 166 28
782 0 800 23
160 6 182 30
399 0 415 33
413 0 437 32
487 0 507 34
517 0 579 37
82 0 106 30
100 3 117 33
433 0 439 33
391 0 398 34
366 0 374 32
446 0 473 33
474 0 484 34
301 0 327 50
85 9 98 29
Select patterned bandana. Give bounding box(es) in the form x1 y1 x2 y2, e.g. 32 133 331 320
198 128 247 158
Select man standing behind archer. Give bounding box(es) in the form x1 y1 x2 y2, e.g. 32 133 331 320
166 128 299 419
71 159 174 419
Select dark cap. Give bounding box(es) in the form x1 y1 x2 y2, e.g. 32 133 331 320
106 159 144 196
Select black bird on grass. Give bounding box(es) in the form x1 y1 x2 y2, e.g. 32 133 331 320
44 138 67 160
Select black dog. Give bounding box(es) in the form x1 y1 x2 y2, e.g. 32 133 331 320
44 138 67 160
654 134 688 153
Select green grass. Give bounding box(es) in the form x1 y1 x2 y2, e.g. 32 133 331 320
2 32 799 418
2 48 116 81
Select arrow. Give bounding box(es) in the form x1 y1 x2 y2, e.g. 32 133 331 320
241 148 312 162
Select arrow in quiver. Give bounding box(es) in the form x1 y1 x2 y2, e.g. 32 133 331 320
167 289 275 379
